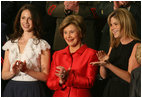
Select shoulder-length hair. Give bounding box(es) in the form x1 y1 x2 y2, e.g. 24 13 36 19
10 4 42 42
107 8 140 48
59 15 86 41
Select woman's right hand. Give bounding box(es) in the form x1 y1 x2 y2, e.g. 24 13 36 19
12 60 22 75
55 66 71 85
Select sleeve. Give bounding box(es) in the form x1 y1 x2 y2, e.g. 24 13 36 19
46 1 65 17
2 40 12 51
47 52 65 90
40 39 51 50
78 1 96 18
65 51 98 88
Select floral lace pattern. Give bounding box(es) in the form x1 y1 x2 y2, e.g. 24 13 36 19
2 38 50 81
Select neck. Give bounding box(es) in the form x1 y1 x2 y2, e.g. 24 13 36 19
21 31 35 40
69 42 83 53
120 36 133 44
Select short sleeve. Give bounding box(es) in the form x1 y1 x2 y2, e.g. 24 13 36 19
40 39 51 50
2 40 12 51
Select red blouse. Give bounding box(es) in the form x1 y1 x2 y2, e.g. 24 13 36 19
47 44 98 97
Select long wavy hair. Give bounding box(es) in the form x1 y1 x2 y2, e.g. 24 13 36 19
107 8 140 48
10 4 42 42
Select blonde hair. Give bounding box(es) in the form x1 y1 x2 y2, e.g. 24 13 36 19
135 44 141 64
107 8 140 48
59 15 86 40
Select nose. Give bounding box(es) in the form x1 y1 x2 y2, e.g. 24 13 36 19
66 32 71 38
24 18 28 24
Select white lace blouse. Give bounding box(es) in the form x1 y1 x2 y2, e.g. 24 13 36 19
2 38 51 81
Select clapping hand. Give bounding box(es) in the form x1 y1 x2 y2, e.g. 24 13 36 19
12 60 22 75
20 60 28 73
113 1 129 9
64 1 79 13
12 60 28 75
55 66 71 85
97 51 109 62
90 51 109 67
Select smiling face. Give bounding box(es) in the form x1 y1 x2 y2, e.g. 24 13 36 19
110 17 122 39
63 24 82 48
20 9 33 32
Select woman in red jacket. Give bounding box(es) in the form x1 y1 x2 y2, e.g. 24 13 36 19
47 15 98 97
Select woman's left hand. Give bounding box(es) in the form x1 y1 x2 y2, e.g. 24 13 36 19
97 50 109 61
90 50 110 67
20 61 28 73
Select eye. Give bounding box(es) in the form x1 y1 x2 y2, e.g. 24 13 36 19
70 30 74 33
28 17 32 20
64 31 67 34
21 16 25 19
114 23 118 26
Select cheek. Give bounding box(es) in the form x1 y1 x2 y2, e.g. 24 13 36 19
75 35 81 42
30 23 34 29
63 33 66 39
20 21 23 27
29 21 33 25
20 19 23 24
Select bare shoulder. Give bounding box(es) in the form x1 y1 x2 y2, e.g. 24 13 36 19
132 43 141 52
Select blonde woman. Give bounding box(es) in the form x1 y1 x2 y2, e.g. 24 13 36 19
91 8 140 97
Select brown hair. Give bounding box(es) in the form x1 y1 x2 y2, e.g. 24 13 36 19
107 8 140 48
59 15 86 41
10 4 42 42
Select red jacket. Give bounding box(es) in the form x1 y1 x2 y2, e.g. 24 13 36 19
47 44 98 97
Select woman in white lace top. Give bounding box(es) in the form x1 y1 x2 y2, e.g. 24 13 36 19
2 4 51 97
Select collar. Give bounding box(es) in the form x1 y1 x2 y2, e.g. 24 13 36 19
62 44 88 55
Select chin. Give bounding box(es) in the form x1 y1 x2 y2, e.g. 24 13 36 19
24 29 33 32
70 44 79 48
114 35 119 38
68 44 75 47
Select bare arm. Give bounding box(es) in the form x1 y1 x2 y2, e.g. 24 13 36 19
25 49 51 82
100 47 112 79
105 63 131 82
2 50 15 80
101 43 141 83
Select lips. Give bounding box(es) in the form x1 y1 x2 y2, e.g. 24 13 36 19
112 29 119 34
66 39 74 43
22 24 30 28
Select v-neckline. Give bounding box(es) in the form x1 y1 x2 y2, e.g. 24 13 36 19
17 38 31 54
